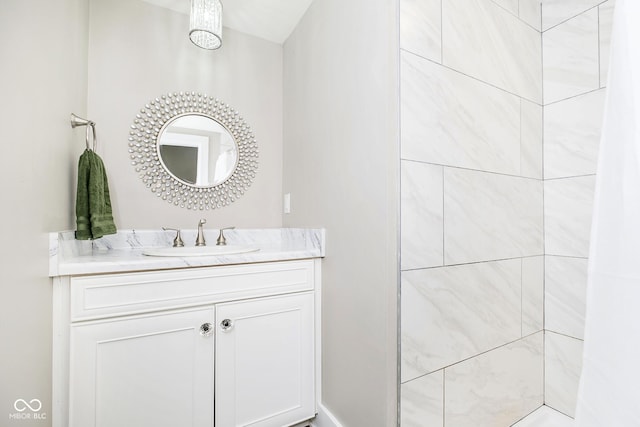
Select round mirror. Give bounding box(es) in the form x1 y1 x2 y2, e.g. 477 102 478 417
128 92 258 210
158 114 238 187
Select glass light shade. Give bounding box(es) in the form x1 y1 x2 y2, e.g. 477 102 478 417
189 0 222 50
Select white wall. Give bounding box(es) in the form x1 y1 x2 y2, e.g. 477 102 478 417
87 0 283 230
0 0 89 425
282 0 400 425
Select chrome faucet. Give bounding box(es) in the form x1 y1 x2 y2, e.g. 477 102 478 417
162 227 184 247
196 219 207 246
216 227 236 246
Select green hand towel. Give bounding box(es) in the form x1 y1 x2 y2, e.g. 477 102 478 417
75 149 117 240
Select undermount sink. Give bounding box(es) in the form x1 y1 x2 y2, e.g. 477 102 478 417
143 245 260 257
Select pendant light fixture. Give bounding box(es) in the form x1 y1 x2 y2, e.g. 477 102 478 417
189 0 223 50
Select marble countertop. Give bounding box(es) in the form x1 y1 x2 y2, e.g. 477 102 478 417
49 228 325 277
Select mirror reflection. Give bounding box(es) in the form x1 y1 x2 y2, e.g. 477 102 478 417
158 114 238 187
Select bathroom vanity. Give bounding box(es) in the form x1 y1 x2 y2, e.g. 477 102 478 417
49 228 324 427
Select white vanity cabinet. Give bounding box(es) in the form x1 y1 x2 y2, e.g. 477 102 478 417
215 293 315 427
70 307 216 427
52 259 321 427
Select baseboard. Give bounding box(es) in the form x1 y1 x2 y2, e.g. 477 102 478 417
311 403 344 427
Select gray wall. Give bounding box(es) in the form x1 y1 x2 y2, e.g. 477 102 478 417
0 1 282 425
399 0 545 425
87 0 284 230
282 0 400 425
0 0 89 425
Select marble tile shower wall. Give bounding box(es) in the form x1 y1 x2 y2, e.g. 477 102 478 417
400 0 545 426
542 0 614 418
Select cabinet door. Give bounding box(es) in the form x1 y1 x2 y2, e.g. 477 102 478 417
215 292 315 427
69 307 215 427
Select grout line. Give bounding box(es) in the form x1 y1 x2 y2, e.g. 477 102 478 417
541 20 546 404
545 173 597 182
545 404 576 420
487 0 539 32
442 166 445 266
541 2 606 33
540 13 545 113
440 0 443 65
544 86 606 107
521 257 524 338
510 405 546 426
488 0 517 18
400 158 543 182
543 329 547 405
542 261 546 404
546 329 585 342
520 98 523 176
597 3 602 88
401 330 544 385
401 255 543 273
539 1 542 32
396 0 403 422
545 254 588 260
442 369 445 427
401 49 543 105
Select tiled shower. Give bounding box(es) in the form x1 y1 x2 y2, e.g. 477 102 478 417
399 0 614 425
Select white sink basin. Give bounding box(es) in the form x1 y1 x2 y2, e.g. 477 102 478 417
143 245 260 257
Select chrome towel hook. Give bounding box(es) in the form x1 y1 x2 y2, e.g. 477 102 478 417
70 113 97 151
70 113 91 128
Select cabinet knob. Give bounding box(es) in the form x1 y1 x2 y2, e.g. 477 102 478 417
220 319 234 332
199 322 213 337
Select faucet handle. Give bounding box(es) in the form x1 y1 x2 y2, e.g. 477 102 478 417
216 227 235 246
196 218 207 247
162 227 184 247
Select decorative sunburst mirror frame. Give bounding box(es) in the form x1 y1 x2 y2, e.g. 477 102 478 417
128 92 258 210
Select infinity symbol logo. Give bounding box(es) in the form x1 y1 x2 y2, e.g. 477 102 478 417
14 399 42 412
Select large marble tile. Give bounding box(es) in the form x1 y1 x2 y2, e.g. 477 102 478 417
400 0 442 63
599 1 615 87
544 176 596 257
544 89 606 179
545 332 584 418
543 9 600 104
445 333 544 427
519 0 542 30
545 256 588 339
542 0 603 30
401 259 521 381
522 256 544 336
401 52 521 175
442 0 542 102
401 371 444 427
401 161 444 270
521 99 543 179
444 168 543 265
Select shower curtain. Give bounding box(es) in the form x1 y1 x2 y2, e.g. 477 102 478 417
574 0 640 425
